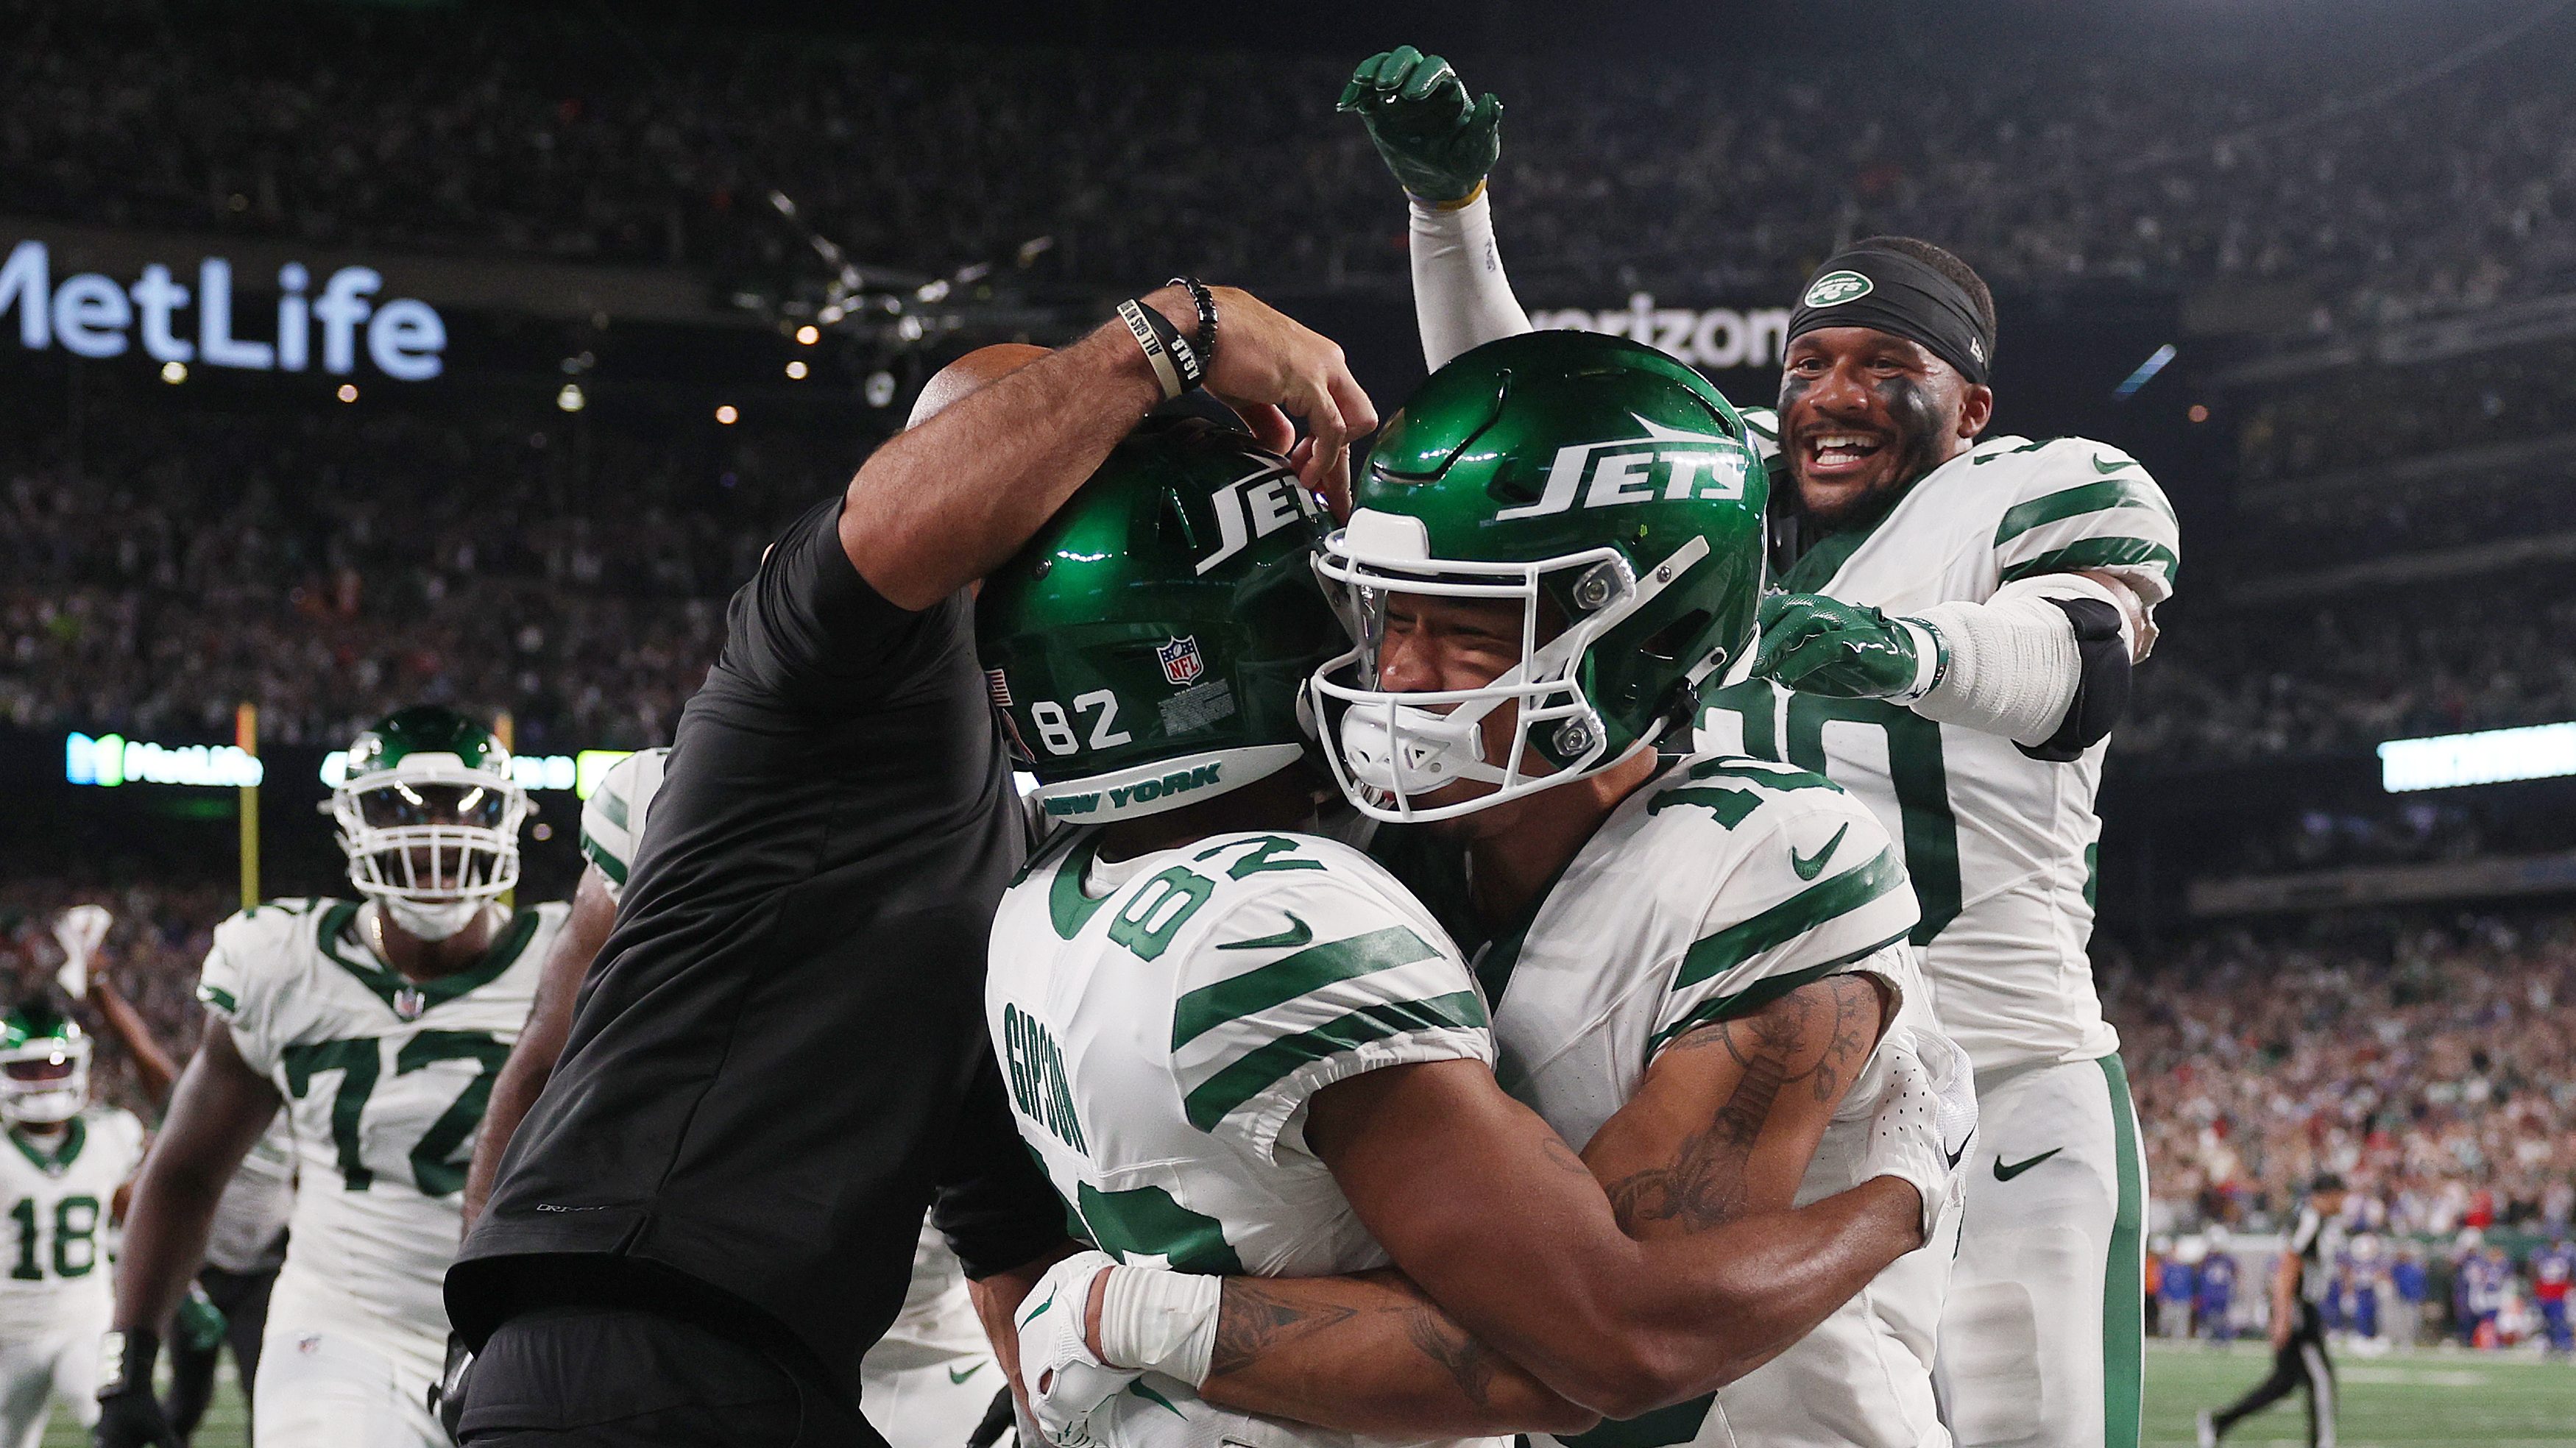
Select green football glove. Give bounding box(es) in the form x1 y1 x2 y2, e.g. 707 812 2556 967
1753 592 1931 700
175 1283 227 1353
1336 46 1502 205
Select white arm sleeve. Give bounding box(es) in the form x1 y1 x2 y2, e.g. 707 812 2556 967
1409 191 1534 369
1899 571 2136 748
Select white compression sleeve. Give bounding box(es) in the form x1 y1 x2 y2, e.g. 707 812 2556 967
1906 573 2140 745
1905 590 2081 747
1409 189 1533 369
1096 1264 1224 1386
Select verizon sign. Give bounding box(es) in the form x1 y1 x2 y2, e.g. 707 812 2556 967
1 238 446 380
1528 293 1791 372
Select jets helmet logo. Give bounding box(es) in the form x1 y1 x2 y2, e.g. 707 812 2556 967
1192 464 1322 577
1803 269 1874 308
1156 636 1205 686
1494 416 1750 522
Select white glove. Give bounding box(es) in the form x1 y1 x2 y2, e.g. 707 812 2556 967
1861 1027 1979 1247
1016 1251 1137 1448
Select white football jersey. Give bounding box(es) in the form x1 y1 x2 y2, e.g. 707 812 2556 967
0 1107 144 1338
578 747 670 903
988 828 1493 1447
197 898 562 1356
1702 413 2181 1074
1402 753 1949 1448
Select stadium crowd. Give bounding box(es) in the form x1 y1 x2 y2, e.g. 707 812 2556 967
2109 912 2576 1241
6 0 2572 323
1 402 835 751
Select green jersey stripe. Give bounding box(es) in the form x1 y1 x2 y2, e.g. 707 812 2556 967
1181 990 1487 1131
197 984 238 1014
1997 536 2179 586
1992 479 2178 546
1647 927 1911 1055
1170 926 1441 1049
1674 846 1906 990
578 829 629 886
595 787 631 831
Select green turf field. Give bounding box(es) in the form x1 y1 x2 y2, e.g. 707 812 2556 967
32 1344 2576 1447
2143 1340 2576 1447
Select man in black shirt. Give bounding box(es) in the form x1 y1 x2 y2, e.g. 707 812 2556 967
444 283 1373 1447
2200 1175 2349 1448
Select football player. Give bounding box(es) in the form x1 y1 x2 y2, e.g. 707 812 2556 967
96 706 565 1448
1343 49 2178 1448
0 1004 146 1448
85 945 292 1445
458 745 1007 1448
995 355 1972 1448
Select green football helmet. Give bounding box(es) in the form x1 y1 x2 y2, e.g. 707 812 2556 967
978 416 1341 824
328 706 528 940
1 1004 90 1127
1312 330 1766 820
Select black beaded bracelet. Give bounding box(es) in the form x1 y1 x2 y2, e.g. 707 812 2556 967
1165 276 1218 367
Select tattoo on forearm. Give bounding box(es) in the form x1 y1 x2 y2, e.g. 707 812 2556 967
1208 1280 1356 1379
1399 1300 1498 1408
1605 976 1881 1232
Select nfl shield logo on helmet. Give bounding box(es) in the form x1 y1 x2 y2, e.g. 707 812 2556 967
393 986 428 1021
1156 636 1205 686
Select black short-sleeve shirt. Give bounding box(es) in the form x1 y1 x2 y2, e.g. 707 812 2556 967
450 496 1062 1393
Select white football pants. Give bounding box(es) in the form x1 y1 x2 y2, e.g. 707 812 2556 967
1935 1054 2147 1448
0 1319 104 1448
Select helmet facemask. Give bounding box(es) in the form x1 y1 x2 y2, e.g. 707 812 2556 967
1313 508 1717 823
331 757 528 940
0 1023 89 1128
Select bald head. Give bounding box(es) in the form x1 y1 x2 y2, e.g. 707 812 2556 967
907 343 1050 428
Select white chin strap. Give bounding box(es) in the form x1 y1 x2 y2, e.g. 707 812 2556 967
380 895 486 942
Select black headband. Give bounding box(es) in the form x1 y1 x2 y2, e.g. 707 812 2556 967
1786 246 1994 386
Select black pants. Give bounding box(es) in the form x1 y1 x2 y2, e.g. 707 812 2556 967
164 1262 280 1444
2211 1302 2336 1447
454 1305 885 1448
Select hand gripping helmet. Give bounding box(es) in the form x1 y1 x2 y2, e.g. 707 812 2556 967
978 416 1342 825
0 1004 91 1127
329 706 530 940
1313 330 1766 821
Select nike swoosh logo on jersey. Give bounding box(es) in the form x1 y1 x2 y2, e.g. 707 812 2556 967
949 1362 985 1385
2091 454 2138 474
1790 823 1849 881
1218 914 1313 951
1992 1148 2062 1181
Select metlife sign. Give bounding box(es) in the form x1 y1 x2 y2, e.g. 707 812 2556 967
1 238 446 380
1527 293 1793 373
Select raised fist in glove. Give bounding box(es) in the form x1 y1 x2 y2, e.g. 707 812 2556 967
1859 1027 1979 1249
1753 592 1933 700
1337 46 1502 205
1015 1251 1137 1448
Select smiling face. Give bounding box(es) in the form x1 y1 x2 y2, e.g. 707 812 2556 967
1778 326 1994 527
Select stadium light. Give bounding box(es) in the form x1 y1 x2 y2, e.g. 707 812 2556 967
337 383 358 403
160 361 186 384
2379 722 2576 792
785 360 808 380
2113 344 2176 400
796 324 820 345
715 404 739 425
556 383 586 413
